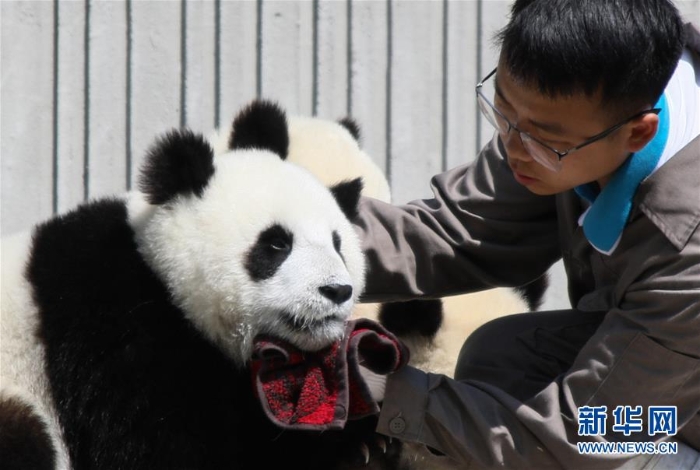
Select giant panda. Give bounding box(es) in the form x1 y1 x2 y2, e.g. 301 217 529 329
211 112 548 378
0 100 411 470
211 111 548 470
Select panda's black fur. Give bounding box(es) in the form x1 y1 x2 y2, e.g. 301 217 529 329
228 99 290 158
26 199 395 469
139 129 216 205
0 396 57 470
2 100 407 470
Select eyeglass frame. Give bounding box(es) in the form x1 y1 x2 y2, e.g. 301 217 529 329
475 67 661 167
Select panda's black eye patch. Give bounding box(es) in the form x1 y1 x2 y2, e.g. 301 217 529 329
245 224 293 282
332 231 345 263
332 231 341 253
264 228 292 252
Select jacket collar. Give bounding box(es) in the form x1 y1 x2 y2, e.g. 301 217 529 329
684 22 700 55
634 134 700 251
622 23 700 252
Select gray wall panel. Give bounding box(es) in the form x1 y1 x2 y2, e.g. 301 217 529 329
129 0 182 188
1 1 55 235
476 0 509 151
88 0 128 200
217 0 258 129
389 0 445 204
444 0 479 170
184 0 217 134
348 0 389 176
260 0 314 115
2 0 698 312
315 0 350 120
55 1 86 211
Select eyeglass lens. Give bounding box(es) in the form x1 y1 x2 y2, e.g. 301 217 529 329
477 92 561 172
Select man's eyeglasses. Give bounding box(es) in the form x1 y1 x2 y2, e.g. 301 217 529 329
476 68 661 172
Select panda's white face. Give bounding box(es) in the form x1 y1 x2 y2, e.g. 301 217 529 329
129 149 366 367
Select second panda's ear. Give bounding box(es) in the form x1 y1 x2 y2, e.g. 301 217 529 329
330 178 364 221
337 117 361 143
139 129 215 205
228 99 289 160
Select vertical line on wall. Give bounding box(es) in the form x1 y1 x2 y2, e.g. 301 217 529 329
441 0 448 172
346 0 353 116
52 0 60 214
125 0 133 190
83 0 91 201
312 0 319 116
214 0 221 128
385 0 393 184
256 0 263 98
180 0 187 128
475 0 483 155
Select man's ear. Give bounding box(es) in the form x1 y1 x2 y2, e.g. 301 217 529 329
626 113 659 153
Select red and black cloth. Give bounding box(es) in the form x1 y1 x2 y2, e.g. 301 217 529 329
251 318 409 431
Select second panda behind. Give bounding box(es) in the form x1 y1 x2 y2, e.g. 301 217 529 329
0 100 407 469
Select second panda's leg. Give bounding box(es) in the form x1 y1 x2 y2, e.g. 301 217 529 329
375 299 445 374
0 393 56 470
0 231 70 470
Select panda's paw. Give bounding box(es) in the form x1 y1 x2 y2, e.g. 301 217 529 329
339 433 403 469
327 415 406 469
358 434 391 464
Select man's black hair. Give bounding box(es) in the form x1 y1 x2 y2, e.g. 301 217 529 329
497 0 685 116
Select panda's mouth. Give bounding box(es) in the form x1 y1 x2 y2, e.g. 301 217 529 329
280 312 344 332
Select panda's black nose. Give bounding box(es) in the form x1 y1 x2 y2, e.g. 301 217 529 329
319 284 353 304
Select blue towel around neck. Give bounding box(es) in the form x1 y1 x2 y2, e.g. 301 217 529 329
575 93 669 255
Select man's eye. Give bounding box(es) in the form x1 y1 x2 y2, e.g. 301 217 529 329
493 95 511 114
541 138 570 150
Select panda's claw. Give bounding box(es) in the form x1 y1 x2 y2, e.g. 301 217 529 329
360 442 370 465
376 436 387 454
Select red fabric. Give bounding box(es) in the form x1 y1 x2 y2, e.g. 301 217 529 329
251 318 409 431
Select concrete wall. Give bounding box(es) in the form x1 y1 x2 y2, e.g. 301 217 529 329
2 0 698 311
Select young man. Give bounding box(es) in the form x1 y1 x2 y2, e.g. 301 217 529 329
355 0 700 468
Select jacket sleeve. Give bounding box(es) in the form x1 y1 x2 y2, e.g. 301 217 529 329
375 225 700 469
353 133 560 303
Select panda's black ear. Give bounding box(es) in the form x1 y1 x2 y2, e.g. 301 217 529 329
139 129 215 205
337 117 361 143
329 177 363 220
228 99 289 160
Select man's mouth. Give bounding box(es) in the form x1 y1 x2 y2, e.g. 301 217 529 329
510 164 538 186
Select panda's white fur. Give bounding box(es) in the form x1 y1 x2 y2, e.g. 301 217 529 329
0 100 407 470
127 149 365 365
230 113 541 377
210 111 547 470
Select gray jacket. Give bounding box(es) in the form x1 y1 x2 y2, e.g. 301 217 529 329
353 24 700 469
